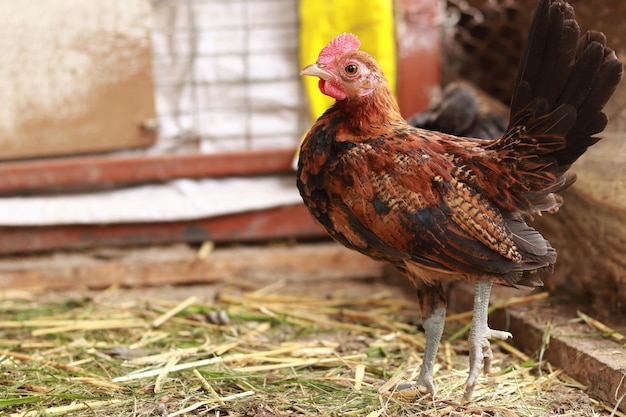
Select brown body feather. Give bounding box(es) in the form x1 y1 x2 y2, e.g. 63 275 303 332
298 103 552 288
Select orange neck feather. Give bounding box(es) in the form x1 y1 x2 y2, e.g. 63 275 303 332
331 82 404 136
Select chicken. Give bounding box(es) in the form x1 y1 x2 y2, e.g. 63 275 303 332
296 0 622 402
407 81 508 140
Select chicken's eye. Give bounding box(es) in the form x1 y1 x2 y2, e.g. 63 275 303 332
344 64 358 75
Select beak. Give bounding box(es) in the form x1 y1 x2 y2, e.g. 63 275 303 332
300 63 332 80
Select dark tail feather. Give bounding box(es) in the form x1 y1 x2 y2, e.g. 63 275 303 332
503 214 556 288
509 0 577 120
552 31 623 171
495 0 622 213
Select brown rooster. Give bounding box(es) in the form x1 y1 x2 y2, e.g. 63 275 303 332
296 0 622 402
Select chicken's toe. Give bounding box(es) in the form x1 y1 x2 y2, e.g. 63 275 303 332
395 370 437 397
463 326 512 401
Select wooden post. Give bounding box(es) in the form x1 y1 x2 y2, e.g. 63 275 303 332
395 0 441 118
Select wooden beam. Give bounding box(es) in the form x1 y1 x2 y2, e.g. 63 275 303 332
0 204 325 255
0 242 384 290
0 148 296 194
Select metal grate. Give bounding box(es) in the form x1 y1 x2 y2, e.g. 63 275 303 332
150 0 309 154
442 0 532 104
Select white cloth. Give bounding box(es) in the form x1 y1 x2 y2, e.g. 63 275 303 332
0 176 301 226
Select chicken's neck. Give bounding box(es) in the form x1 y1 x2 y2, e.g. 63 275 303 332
330 84 404 138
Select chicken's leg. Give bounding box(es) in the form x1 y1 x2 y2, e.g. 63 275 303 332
414 305 446 394
399 284 447 395
463 279 512 401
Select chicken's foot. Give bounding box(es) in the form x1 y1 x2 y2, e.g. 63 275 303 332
463 279 512 401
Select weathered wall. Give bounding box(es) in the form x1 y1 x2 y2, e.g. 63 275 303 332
0 0 156 160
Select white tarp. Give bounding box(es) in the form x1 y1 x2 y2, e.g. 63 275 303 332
0 176 302 226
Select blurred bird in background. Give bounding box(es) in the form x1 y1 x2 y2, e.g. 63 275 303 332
297 0 622 402
408 81 508 140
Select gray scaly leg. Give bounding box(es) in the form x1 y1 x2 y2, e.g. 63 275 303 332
414 305 446 394
463 279 512 401
398 284 447 395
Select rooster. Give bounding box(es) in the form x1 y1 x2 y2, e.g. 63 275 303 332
296 0 622 402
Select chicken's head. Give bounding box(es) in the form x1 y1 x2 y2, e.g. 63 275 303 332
300 33 383 101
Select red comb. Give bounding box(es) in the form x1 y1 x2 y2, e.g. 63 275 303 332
318 33 361 66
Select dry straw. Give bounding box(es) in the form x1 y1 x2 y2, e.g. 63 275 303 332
0 286 619 416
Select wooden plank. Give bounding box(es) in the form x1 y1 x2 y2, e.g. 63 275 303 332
504 304 626 413
0 242 384 290
448 282 626 413
0 149 296 195
0 204 324 255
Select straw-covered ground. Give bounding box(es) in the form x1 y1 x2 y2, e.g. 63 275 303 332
0 280 621 417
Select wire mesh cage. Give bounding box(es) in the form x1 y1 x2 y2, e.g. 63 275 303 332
150 0 310 154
